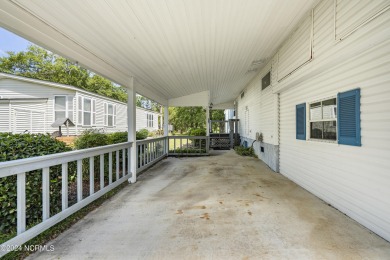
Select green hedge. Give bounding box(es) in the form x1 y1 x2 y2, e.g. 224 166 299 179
136 129 149 140
74 130 148 150
234 145 256 157
0 133 72 234
169 148 206 154
187 128 206 136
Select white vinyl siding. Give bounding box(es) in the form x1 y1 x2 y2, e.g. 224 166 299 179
277 0 390 242
0 103 10 132
13 108 46 134
235 0 390 242
335 0 390 41
236 62 277 145
277 13 313 81
135 108 160 131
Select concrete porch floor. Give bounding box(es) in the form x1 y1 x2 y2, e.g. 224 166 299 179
30 150 390 259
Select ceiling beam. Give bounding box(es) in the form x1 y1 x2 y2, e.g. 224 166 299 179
168 90 209 107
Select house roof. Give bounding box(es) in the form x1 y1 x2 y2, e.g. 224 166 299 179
0 72 126 105
0 0 319 106
0 72 161 114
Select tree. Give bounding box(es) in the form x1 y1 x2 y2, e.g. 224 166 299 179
136 94 161 112
168 107 206 133
167 107 226 134
0 45 127 102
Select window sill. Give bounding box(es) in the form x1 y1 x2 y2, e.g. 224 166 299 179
307 138 337 144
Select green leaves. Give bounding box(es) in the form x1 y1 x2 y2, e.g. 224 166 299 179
234 146 256 157
0 133 71 234
0 45 127 102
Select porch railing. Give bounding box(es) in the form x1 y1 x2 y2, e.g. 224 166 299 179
0 142 132 257
168 136 209 156
136 137 168 173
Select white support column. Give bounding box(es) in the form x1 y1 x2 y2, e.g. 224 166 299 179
206 106 210 137
206 106 210 153
128 77 137 184
164 106 169 154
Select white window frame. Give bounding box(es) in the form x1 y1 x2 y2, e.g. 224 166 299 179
147 113 154 128
54 95 73 121
104 102 116 127
308 95 337 143
77 95 96 126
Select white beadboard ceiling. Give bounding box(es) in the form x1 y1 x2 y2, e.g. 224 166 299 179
0 0 318 105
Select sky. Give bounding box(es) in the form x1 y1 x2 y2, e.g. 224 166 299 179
0 27 33 57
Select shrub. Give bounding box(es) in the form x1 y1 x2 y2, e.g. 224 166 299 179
169 148 207 154
74 129 109 149
188 128 206 136
187 128 206 146
136 129 149 140
234 145 256 157
107 132 128 144
0 133 71 233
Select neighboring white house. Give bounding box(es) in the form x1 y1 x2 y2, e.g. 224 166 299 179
0 73 161 135
236 0 390 242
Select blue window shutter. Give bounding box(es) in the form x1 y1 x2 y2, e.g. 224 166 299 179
296 103 306 140
337 88 361 146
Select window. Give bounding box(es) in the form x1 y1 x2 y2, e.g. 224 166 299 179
309 98 337 141
104 103 116 127
54 96 66 120
77 96 96 126
83 98 92 126
262 71 271 90
147 113 154 128
296 89 360 146
54 96 73 121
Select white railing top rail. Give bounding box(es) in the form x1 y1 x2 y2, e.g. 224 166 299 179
136 136 167 144
168 136 208 139
0 141 132 178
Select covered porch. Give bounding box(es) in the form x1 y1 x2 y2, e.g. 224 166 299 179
28 150 390 259
1 0 390 257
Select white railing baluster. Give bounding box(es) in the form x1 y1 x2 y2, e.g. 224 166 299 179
62 163 68 210
116 150 119 180
100 154 104 189
136 144 139 170
0 142 133 256
17 172 26 235
109 152 112 184
122 149 126 177
89 157 94 195
42 167 50 220
149 143 151 163
128 147 131 176
77 160 82 202
143 145 146 166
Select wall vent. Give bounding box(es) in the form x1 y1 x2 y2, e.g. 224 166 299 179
262 71 271 90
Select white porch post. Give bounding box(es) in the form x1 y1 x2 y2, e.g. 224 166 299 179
164 106 169 154
127 77 137 184
206 106 210 136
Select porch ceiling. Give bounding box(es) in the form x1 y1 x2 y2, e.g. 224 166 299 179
0 0 318 105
